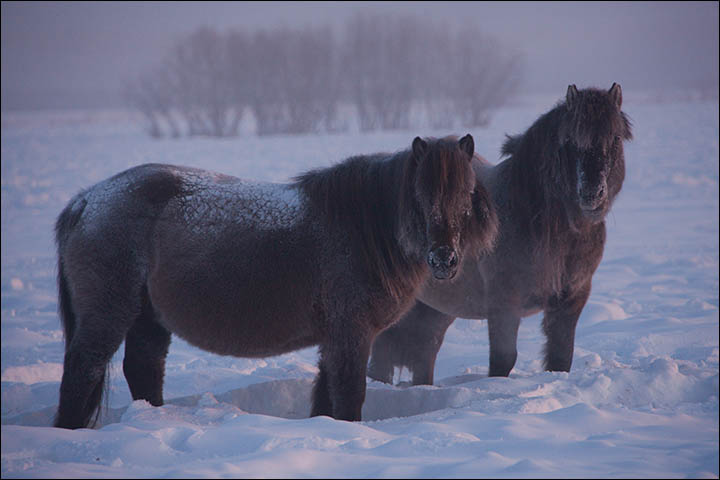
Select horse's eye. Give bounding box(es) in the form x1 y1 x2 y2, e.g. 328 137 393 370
466 190 476 217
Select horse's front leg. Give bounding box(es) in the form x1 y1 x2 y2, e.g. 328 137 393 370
542 282 592 372
487 309 521 377
310 357 333 417
314 327 374 421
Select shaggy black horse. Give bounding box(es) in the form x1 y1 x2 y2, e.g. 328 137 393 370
53 135 498 429
369 84 633 384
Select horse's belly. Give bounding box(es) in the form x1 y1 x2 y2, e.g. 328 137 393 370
417 256 548 320
151 291 319 358
148 224 321 358
419 292 488 319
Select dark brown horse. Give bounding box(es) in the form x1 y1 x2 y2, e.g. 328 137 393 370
53 135 498 429
369 84 633 384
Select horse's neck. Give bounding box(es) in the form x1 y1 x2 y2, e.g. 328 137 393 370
497 153 591 242
375 155 422 259
364 154 405 227
351 155 429 299
301 153 423 284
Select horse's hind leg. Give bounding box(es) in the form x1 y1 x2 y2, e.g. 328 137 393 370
55 307 136 429
55 259 145 429
123 287 171 406
367 329 397 384
406 302 455 386
369 301 455 386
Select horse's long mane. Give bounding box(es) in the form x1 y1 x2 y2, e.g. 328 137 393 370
294 150 423 300
500 87 632 293
503 107 576 214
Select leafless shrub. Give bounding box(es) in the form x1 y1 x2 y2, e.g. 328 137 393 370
342 14 422 131
125 17 523 138
167 27 237 137
447 27 524 127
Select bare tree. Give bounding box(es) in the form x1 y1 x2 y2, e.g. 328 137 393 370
342 14 523 131
284 27 340 134
343 13 421 131
226 29 252 136
448 27 523 127
122 66 182 138
417 24 456 130
248 29 289 136
152 65 183 138
122 76 163 138
247 27 340 135
165 27 236 137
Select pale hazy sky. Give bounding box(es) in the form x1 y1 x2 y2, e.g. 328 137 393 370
1 1 718 110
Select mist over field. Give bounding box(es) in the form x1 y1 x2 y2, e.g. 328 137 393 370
2 1 718 111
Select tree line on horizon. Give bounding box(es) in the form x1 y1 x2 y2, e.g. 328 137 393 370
123 13 523 138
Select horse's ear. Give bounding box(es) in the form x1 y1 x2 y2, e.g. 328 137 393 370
412 136 428 160
566 84 579 109
609 82 622 108
459 134 474 161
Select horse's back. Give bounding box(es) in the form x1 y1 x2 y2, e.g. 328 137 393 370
56 163 184 268
146 169 323 357
57 162 304 251
57 163 182 235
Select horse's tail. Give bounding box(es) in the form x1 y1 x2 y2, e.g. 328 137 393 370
57 254 110 429
55 194 86 349
55 192 90 347
56 259 76 351
54 193 111 428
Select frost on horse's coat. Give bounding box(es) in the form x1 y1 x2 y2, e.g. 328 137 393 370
53 135 498 429
172 169 303 232
76 166 303 232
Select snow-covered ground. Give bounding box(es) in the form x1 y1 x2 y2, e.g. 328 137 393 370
1 97 718 478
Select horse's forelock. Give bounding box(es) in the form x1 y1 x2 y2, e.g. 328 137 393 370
416 138 475 201
561 88 631 150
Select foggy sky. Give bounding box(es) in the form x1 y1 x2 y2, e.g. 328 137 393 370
1 1 718 111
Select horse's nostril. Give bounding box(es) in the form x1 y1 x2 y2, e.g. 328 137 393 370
428 246 458 269
581 190 605 210
579 180 607 207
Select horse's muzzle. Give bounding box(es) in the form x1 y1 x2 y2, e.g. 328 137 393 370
578 172 607 203
579 192 607 222
427 246 459 280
